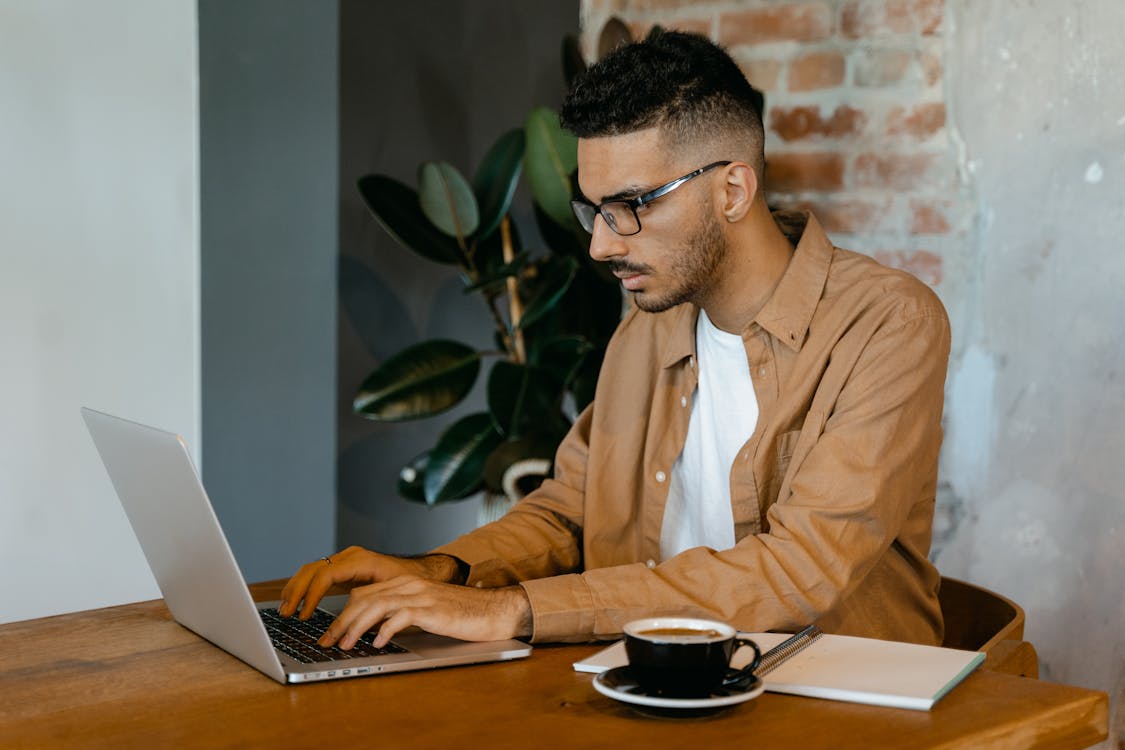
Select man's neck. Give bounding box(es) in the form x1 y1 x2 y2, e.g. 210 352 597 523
698 203 795 334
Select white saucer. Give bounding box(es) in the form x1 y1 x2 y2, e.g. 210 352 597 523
593 666 765 711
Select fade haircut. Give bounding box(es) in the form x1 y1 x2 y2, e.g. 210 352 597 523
560 28 766 174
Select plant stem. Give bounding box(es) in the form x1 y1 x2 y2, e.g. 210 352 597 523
485 294 515 358
502 216 526 364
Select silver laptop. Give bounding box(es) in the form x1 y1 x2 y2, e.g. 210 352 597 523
81 407 531 684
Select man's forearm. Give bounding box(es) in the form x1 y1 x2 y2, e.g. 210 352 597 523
411 553 470 585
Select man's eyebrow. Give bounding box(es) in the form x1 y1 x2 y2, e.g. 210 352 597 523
599 182 652 203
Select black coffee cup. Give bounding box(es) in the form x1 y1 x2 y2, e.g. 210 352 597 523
623 617 762 698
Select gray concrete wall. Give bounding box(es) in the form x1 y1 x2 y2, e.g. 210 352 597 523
336 1 580 554
935 1 1125 738
0 0 199 622
199 0 337 581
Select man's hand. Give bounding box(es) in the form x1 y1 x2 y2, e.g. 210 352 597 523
278 546 464 620
317 578 532 649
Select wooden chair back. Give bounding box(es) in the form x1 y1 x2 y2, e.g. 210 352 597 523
938 576 1038 677
939 575 1025 651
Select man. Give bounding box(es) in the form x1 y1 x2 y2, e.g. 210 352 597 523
280 30 950 649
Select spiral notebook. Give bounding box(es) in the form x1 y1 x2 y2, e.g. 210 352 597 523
573 626 985 711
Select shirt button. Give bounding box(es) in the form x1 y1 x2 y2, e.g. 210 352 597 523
646 559 656 569
689 356 695 370
759 366 766 376
475 581 484 588
680 396 688 407
655 471 667 483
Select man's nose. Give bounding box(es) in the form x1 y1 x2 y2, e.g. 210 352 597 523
587 215 626 263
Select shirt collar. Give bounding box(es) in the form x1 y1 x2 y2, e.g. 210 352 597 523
753 210 833 352
657 210 833 367
659 302 699 369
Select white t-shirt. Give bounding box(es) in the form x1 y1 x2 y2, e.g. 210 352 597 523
659 309 758 561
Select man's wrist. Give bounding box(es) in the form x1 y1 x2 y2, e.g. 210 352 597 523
410 553 470 584
500 585 533 639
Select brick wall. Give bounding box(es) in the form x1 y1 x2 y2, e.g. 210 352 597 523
579 0 971 294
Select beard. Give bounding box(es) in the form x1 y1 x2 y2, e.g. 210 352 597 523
620 213 728 313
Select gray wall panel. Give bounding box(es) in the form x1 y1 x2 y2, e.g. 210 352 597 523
199 0 337 581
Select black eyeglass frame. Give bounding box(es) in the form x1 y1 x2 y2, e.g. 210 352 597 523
570 160 733 236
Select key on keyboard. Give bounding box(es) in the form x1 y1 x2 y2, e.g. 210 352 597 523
259 607 409 664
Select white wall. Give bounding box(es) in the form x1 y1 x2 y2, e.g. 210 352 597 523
0 0 200 623
937 1 1125 736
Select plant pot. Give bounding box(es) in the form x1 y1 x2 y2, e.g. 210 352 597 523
475 457 552 527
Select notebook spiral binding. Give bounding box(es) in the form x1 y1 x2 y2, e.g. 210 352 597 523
756 625 823 676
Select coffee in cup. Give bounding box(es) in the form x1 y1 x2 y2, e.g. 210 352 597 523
623 617 761 698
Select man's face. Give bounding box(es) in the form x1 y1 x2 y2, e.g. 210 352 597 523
576 128 728 313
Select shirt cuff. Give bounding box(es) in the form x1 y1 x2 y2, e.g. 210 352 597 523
520 574 596 643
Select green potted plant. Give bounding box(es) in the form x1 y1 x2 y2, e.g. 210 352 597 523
350 42 621 517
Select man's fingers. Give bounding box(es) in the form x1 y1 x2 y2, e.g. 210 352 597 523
373 609 415 648
320 599 389 650
297 564 343 619
278 563 320 616
279 556 339 617
317 577 423 648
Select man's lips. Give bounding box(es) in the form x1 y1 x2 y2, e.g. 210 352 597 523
609 262 651 290
615 271 646 291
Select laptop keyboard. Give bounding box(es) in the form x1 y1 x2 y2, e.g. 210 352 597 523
259 607 409 664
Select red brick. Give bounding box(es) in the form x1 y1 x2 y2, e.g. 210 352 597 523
841 0 943 38
910 200 952 234
872 249 943 285
719 3 832 45
585 0 615 13
853 48 913 87
788 51 846 92
624 17 712 45
737 57 783 92
852 151 947 191
919 50 943 86
606 0 697 10
770 105 867 142
765 152 846 193
887 102 946 138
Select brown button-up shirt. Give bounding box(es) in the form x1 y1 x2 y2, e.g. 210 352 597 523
437 213 949 645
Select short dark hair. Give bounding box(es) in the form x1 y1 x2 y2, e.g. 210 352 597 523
560 29 765 170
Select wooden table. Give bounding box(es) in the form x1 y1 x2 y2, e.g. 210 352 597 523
0 582 1108 749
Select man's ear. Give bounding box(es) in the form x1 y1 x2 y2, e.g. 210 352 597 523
720 162 758 222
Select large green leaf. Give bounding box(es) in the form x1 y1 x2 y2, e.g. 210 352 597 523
462 250 531 295
487 361 563 438
533 201 590 262
396 451 430 503
357 174 462 265
473 129 525 241
524 107 579 230
556 263 625 343
354 340 481 421
532 335 595 391
568 341 605 412
517 256 579 331
424 412 503 504
418 161 479 240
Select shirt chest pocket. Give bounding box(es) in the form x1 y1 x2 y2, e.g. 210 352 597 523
769 410 827 507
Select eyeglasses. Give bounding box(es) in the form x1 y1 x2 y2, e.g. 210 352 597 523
570 161 732 236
